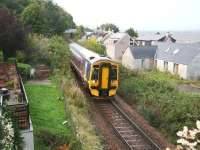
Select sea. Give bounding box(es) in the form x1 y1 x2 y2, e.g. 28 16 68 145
138 31 200 44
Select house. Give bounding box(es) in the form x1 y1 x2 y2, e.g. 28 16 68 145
155 42 200 80
122 45 157 70
136 32 176 46
64 28 77 38
104 32 131 61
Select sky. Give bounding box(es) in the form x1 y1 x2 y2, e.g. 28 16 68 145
54 0 200 31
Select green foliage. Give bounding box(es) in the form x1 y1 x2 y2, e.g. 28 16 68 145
16 51 26 63
81 38 106 55
26 34 50 65
126 27 138 37
26 34 70 73
21 0 75 36
62 73 103 150
48 36 70 70
75 25 85 39
100 23 119 33
0 0 30 15
118 68 200 142
7 57 16 64
0 110 23 149
17 63 31 79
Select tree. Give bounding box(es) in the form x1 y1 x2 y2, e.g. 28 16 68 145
21 0 75 36
100 23 119 33
81 38 105 55
76 25 85 39
0 8 27 61
0 0 30 15
126 27 138 37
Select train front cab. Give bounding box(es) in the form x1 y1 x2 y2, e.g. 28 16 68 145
88 61 119 97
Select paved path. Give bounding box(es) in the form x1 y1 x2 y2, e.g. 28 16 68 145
177 84 200 94
27 79 52 85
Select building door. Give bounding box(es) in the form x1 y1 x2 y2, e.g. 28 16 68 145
164 61 168 71
173 63 179 74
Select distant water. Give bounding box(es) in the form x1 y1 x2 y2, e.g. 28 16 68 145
138 31 200 43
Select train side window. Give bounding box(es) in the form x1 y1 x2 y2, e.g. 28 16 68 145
85 62 90 80
110 68 117 80
92 68 99 80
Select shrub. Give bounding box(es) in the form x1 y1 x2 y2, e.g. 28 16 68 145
118 68 200 143
27 34 70 72
0 49 3 62
80 38 105 55
48 35 70 71
7 57 16 64
17 63 31 79
16 51 26 63
0 114 15 150
26 34 50 66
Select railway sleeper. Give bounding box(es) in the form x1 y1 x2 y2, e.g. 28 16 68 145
113 122 129 126
115 126 133 131
123 134 139 139
131 145 153 150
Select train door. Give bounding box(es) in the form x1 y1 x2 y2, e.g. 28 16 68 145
101 67 109 89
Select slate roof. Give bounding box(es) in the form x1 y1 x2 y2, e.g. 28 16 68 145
137 32 176 42
129 46 157 59
137 34 162 41
155 42 200 65
109 32 127 39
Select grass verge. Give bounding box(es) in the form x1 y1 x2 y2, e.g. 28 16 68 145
60 73 103 150
25 81 72 150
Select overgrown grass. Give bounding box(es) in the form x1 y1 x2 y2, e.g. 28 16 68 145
61 73 103 150
25 81 72 150
118 68 200 142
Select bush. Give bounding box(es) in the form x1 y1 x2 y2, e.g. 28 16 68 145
26 34 50 66
80 38 105 55
0 112 23 150
16 51 26 63
27 34 70 73
17 63 31 80
48 35 70 71
7 57 16 64
118 68 200 143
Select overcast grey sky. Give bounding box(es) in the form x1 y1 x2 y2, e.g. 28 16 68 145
54 0 200 31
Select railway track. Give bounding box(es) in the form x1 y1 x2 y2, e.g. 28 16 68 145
96 99 161 150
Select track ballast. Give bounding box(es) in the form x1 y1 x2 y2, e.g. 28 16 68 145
96 99 161 150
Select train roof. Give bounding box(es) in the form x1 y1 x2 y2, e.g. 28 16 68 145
69 42 116 64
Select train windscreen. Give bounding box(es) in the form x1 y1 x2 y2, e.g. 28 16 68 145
110 68 117 80
91 68 99 80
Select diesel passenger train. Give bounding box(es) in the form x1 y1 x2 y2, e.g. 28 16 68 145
69 43 119 98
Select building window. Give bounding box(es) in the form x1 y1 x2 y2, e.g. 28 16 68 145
113 40 118 43
149 59 154 68
164 61 168 71
141 59 145 68
173 63 179 74
154 60 157 68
